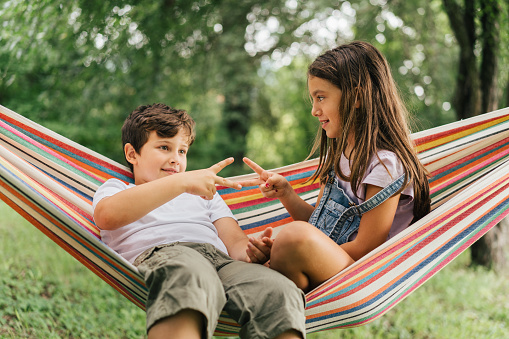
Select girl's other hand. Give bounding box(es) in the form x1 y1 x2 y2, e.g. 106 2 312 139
246 227 273 264
236 157 291 199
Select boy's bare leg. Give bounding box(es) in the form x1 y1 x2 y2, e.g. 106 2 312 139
147 309 203 339
274 329 304 339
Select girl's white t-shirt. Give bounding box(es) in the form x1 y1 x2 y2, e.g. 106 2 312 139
338 150 415 240
92 178 233 264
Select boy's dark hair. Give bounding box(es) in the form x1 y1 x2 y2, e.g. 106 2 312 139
121 103 196 171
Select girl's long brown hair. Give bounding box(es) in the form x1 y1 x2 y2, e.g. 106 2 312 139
308 41 430 222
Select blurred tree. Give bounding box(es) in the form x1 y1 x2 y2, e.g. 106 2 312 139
442 0 503 118
442 0 509 271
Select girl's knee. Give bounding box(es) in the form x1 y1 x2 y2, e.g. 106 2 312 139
273 221 322 253
271 221 317 265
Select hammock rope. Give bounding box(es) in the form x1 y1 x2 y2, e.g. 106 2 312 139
1 104 509 335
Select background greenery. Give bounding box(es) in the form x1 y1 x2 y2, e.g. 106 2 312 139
1 0 509 337
2 0 507 175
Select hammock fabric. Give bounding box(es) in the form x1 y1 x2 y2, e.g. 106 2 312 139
1 104 509 335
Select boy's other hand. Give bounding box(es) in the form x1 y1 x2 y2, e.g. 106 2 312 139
183 157 242 199
246 227 273 264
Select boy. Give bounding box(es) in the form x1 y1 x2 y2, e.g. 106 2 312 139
93 103 306 339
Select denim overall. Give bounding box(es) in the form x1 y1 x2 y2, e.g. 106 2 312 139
308 171 406 245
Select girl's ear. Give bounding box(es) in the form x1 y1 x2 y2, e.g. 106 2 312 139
124 143 138 165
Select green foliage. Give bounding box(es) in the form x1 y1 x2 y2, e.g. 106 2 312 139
0 202 146 338
0 0 507 175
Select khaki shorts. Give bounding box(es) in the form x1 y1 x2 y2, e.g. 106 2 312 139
134 242 306 339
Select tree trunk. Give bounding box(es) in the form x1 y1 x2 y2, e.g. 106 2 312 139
469 0 508 272
470 218 509 273
442 0 481 119
479 0 500 113
443 0 508 272
223 91 251 162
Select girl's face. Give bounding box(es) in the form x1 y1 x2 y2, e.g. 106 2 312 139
308 76 342 139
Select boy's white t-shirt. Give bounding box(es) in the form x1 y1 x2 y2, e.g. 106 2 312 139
92 178 234 264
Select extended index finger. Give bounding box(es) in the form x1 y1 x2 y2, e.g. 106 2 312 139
243 157 266 175
209 157 234 174
214 175 242 190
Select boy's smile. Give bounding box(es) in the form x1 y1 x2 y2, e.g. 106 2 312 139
126 129 190 185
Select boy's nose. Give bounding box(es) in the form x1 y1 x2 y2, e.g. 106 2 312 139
169 156 179 164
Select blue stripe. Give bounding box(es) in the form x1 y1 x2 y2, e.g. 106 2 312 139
306 195 509 324
219 170 316 195
2 121 133 183
429 140 509 185
0 163 146 294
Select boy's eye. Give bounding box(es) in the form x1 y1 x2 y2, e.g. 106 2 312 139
317 96 324 102
179 149 187 155
160 145 169 151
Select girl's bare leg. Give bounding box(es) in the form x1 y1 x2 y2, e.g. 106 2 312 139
270 221 354 292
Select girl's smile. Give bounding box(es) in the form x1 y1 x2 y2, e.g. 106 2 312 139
308 76 343 139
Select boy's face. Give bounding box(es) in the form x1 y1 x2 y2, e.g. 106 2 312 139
126 129 189 185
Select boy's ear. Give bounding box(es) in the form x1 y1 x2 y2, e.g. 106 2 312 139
124 143 138 165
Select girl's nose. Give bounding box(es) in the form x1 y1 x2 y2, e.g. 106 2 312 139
311 104 320 117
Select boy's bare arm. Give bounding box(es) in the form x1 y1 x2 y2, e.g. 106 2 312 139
94 159 241 230
214 217 251 262
94 173 187 230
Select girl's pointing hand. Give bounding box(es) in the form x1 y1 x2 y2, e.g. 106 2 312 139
236 157 291 199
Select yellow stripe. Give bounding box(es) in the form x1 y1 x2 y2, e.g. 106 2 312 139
416 116 509 152
0 155 99 237
224 182 316 205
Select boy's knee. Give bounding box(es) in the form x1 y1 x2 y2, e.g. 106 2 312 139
251 273 306 339
141 246 226 338
140 246 224 304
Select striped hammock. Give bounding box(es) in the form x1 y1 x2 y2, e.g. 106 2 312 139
1 103 509 335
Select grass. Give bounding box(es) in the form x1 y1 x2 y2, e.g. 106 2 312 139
1 200 508 338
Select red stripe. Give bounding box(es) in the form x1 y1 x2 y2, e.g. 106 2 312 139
228 183 319 210
413 115 508 147
1 112 132 178
382 204 509 320
429 137 509 177
307 177 509 310
0 187 146 309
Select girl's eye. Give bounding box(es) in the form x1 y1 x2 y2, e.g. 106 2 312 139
160 146 169 151
179 149 187 155
317 96 324 102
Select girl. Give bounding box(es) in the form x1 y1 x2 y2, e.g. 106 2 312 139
241 41 430 293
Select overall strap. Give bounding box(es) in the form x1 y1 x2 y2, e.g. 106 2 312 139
345 174 406 217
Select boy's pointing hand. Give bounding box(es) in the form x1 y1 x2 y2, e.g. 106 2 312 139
183 157 242 200
209 157 242 190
